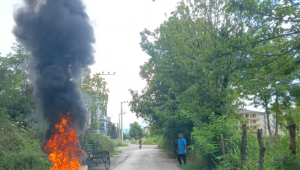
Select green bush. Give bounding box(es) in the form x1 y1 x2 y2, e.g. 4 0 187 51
0 112 51 170
86 133 117 154
142 135 162 145
116 141 129 147
264 131 300 170
214 129 300 170
188 115 300 170
157 136 178 157
191 114 240 169
0 151 50 170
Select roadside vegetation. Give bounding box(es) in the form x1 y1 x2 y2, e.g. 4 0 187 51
130 0 300 169
128 121 162 145
132 134 162 145
142 135 162 145
0 44 51 170
80 133 117 155
0 112 51 170
116 141 129 147
129 121 144 140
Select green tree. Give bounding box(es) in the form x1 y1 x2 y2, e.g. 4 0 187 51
108 122 117 139
223 0 300 80
129 122 143 140
0 43 34 120
0 43 50 169
80 71 109 120
79 72 109 145
123 133 130 141
133 0 300 168
130 0 239 156
240 76 274 138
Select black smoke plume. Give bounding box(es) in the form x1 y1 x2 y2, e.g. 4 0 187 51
13 0 95 139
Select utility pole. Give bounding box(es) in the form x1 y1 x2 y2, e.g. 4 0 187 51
117 123 119 140
119 113 121 140
121 101 129 144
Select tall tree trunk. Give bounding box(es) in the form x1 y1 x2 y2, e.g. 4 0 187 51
241 124 247 168
257 129 266 170
275 89 279 137
288 124 296 155
265 100 272 140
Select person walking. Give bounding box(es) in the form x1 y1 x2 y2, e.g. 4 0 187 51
139 139 142 149
176 133 187 165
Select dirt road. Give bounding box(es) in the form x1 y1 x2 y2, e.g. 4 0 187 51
92 144 180 170
113 145 180 170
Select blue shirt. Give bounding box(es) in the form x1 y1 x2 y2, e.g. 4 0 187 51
177 138 187 154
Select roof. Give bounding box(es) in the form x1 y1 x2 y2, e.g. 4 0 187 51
238 109 265 115
144 126 151 128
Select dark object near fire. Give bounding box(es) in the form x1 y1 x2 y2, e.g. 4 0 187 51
83 144 110 170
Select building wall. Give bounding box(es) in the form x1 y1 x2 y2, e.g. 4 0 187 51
241 112 264 131
92 97 108 135
144 127 150 134
239 110 284 135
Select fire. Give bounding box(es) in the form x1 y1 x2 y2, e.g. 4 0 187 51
44 113 84 170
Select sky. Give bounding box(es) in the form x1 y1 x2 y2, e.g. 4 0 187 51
0 0 264 130
0 0 183 129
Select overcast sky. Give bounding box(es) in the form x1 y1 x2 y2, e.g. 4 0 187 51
0 0 264 129
0 0 185 129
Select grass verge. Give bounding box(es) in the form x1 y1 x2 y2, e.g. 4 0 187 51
178 162 200 170
132 136 161 145
116 141 129 147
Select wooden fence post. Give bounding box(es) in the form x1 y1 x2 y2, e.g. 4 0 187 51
257 129 266 170
241 124 247 168
228 136 232 151
221 134 225 155
288 124 296 155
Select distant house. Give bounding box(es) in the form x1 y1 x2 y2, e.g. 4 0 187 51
144 126 151 134
238 110 265 132
238 109 284 135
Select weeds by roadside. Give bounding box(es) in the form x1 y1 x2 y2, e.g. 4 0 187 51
131 135 162 145
178 162 202 170
116 141 129 147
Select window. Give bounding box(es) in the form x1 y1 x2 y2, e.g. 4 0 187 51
245 114 249 117
252 114 256 118
252 120 256 124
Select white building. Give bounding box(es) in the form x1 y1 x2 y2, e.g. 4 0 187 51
238 110 284 135
239 110 265 132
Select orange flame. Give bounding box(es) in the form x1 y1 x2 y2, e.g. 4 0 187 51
44 113 84 170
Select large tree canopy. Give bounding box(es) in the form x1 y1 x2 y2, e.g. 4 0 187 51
129 122 144 140
130 0 300 168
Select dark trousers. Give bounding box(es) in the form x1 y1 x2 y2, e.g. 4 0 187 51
177 154 186 165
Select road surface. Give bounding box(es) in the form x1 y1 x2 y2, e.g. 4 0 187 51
92 144 180 170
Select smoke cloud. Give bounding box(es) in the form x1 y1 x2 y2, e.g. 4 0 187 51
13 0 95 137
